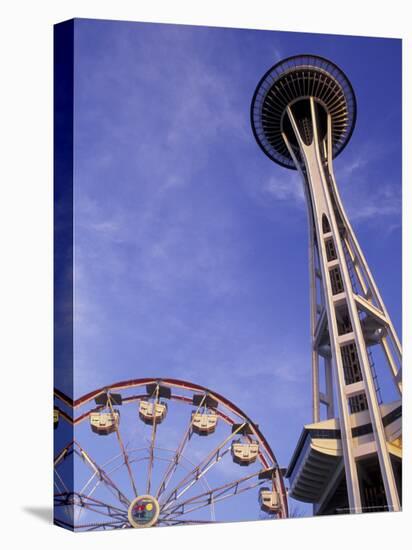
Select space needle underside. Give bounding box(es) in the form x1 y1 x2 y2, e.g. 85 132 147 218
286 401 401 514
251 55 402 515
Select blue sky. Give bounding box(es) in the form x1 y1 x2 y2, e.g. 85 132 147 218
69 19 401 517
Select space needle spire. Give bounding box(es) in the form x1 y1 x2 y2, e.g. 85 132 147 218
251 55 402 514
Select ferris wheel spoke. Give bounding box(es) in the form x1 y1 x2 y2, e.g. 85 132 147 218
54 444 74 494
74 444 130 508
83 454 162 509
155 394 208 500
74 493 129 521
107 394 139 498
54 470 70 494
54 444 72 467
160 469 265 519
54 492 127 517
77 519 128 531
162 479 265 520
160 422 247 509
160 447 231 509
77 452 128 523
146 384 161 495
55 492 129 529
79 451 123 497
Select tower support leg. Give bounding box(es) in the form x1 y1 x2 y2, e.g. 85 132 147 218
282 98 401 513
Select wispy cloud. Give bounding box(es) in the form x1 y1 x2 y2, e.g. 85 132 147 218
347 186 401 222
262 171 305 205
336 143 401 226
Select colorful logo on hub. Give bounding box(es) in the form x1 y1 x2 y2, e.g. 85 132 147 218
128 495 160 528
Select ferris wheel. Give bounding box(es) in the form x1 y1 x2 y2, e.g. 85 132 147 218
54 378 288 530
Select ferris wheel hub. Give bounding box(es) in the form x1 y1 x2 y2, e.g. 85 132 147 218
128 494 160 528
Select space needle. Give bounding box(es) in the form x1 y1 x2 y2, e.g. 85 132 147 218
251 55 402 514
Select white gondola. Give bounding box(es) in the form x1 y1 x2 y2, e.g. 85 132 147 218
259 487 281 514
231 439 259 465
191 411 218 435
139 401 168 425
54 409 59 428
90 410 120 435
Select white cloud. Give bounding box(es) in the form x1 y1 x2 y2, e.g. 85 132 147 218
263 171 305 205
348 191 401 222
336 145 401 225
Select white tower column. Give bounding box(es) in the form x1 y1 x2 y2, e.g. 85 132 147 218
283 98 400 513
